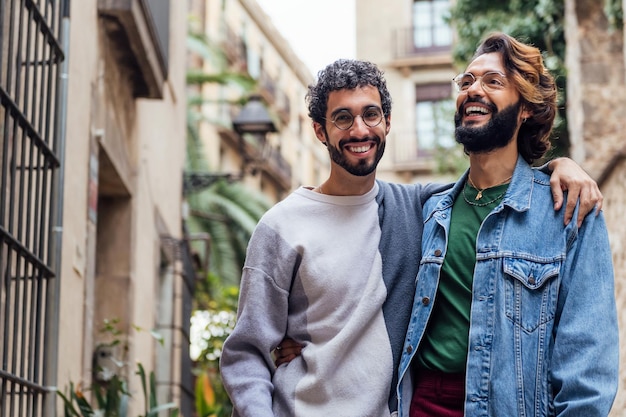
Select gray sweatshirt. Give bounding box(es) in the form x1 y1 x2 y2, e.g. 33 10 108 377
220 180 443 417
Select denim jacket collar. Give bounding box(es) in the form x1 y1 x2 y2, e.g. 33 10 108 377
429 155 534 219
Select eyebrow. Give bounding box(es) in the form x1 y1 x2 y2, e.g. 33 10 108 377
464 70 506 76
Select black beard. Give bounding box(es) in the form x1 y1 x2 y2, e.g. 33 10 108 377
325 135 385 176
454 100 521 153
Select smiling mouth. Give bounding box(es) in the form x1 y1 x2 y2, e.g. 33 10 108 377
465 105 491 116
346 144 373 153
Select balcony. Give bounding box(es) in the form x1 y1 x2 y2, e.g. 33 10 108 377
391 26 453 71
258 69 277 101
258 71 290 125
260 146 292 190
217 126 292 191
217 100 293 191
388 128 435 175
222 24 249 73
98 0 169 98
275 90 291 125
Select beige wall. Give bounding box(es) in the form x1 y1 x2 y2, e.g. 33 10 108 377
57 0 97 388
57 0 187 414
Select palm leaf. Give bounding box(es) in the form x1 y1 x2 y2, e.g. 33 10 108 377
186 32 227 67
186 70 256 91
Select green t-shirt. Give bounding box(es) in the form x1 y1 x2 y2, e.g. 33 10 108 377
416 181 509 373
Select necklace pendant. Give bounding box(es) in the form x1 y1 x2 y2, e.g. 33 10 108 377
475 190 483 200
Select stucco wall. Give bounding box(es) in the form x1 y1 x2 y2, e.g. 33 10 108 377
57 0 187 414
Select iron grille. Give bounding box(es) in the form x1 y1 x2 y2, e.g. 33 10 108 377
0 0 65 416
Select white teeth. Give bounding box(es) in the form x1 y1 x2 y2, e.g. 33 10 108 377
348 145 371 153
465 106 489 115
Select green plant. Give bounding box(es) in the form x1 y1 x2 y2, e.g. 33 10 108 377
194 372 219 417
136 363 179 417
189 286 238 417
58 320 179 417
58 376 129 417
58 364 179 417
605 0 624 31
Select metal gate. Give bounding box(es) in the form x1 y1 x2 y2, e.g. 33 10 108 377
0 0 67 416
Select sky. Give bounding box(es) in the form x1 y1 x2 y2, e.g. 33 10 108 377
255 0 356 77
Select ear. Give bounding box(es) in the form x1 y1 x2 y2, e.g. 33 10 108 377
521 106 532 121
385 114 391 135
313 121 328 144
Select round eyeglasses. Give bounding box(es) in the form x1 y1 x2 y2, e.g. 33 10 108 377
326 106 384 130
453 71 507 93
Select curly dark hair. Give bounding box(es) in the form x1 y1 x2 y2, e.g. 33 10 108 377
474 32 557 163
306 59 392 126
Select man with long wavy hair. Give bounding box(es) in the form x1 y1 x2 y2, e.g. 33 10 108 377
397 32 618 417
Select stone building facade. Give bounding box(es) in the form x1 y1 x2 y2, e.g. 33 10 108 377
356 0 458 185
0 1 191 416
189 0 329 205
60 1 191 414
565 0 626 414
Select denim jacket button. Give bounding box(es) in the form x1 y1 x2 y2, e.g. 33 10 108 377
406 345 413 354
434 249 442 256
528 276 536 285
421 297 430 306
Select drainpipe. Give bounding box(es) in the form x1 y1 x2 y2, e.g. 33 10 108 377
44 0 70 415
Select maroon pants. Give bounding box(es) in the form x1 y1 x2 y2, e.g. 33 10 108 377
409 369 465 417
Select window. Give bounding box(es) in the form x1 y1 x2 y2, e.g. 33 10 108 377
415 84 455 151
412 0 452 50
145 0 170 74
98 0 170 97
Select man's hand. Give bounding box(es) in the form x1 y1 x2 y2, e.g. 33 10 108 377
548 157 603 227
273 338 304 367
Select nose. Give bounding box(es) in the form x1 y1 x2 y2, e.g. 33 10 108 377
466 77 485 96
349 115 370 135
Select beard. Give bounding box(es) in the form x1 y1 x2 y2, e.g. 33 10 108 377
454 100 521 154
325 134 385 176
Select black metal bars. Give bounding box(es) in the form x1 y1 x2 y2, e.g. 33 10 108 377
0 1 64 416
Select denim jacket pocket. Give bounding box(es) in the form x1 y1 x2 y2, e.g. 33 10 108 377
503 257 560 332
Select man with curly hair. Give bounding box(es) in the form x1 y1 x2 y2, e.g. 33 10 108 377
397 32 618 417
221 55 604 417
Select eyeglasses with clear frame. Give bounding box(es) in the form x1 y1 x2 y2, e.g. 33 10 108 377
453 71 507 93
325 106 384 130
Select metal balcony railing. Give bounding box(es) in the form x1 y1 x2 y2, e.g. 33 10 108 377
258 70 277 102
393 26 452 59
263 146 292 188
222 24 248 73
389 128 435 167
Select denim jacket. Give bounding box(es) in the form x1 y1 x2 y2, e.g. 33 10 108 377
397 157 618 417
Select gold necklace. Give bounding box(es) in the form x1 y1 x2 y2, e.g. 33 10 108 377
462 182 507 207
467 175 512 200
